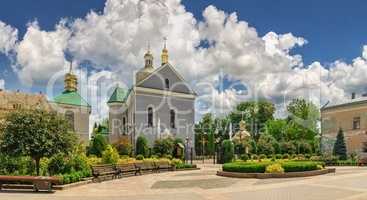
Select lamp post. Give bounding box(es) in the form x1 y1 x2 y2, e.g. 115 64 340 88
185 137 190 163
202 132 207 163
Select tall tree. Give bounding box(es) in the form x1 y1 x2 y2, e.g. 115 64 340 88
229 100 275 138
0 109 77 175
287 98 320 140
333 128 347 160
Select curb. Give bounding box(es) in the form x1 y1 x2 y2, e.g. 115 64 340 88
53 179 93 190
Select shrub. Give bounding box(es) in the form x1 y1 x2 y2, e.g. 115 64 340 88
223 162 270 173
87 156 102 166
257 134 276 155
88 134 107 157
48 153 69 175
136 155 144 160
0 154 34 176
240 154 249 162
310 156 321 161
223 161 324 173
282 154 290 159
265 163 284 173
251 154 259 160
281 161 322 172
102 145 119 164
275 154 282 159
136 136 149 157
114 138 132 156
297 141 312 154
176 163 197 169
222 140 234 163
280 141 296 154
171 159 183 166
153 138 174 156
162 154 173 160
259 154 267 160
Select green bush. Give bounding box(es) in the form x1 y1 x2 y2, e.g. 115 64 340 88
281 161 322 172
251 154 259 160
259 154 267 159
223 162 270 173
222 140 234 163
176 163 197 169
282 153 290 159
153 138 174 156
275 154 282 159
136 136 149 157
136 155 144 160
257 134 276 155
88 134 107 157
102 145 119 164
240 154 249 161
0 154 34 175
223 161 324 173
48 153 70 175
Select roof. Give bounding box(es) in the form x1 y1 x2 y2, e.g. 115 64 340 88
53 91 90 107
107 87 129 103
322 97 367 111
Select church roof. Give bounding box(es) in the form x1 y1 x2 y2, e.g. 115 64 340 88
53 91 90 107
108 87 129 103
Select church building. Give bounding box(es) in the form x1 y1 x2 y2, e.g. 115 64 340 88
108 42 196 152
50 63 91 143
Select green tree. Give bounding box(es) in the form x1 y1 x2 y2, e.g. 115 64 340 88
153 137 174 156
287 99 319 140
256 134 277 155
333 128 347 160
222 140 234 163
265 119 287 141
136 135 149 157
88 134 108 157
0 109 77 175
229 100 275 138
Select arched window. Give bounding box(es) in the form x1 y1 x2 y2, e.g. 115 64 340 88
165 79 170 89
170 109 176 128
148 107 153 127
65 110 75 131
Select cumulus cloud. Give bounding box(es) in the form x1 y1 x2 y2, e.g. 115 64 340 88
4 0 367 124
0 21 18 54
14 20 71 86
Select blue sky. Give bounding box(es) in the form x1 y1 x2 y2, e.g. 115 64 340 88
0 0 366 119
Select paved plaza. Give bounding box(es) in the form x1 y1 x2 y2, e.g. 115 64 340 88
1 165 367 200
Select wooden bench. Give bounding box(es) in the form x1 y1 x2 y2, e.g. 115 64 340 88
358 157 367 166
156 161 173 172
0 176 60 192
134 162 156 174
91 164 118 182
115 163 140 177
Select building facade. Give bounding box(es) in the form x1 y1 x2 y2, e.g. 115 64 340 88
108 44 196 152
50 64 91 143
0 90 51 123
321 97 367 156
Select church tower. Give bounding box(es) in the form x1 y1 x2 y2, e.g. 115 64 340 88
64 62 78 92
136 44 155 84
161 38 169 65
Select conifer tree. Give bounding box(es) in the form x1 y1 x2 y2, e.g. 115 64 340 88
333 128 347 160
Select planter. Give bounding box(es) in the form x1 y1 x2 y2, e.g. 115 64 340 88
217 168 335 179
174 168 200 171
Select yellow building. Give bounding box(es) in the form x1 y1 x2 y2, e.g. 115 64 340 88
321 97 367 156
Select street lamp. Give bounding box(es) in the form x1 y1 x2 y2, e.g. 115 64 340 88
202 132 207 163
185 137 190 163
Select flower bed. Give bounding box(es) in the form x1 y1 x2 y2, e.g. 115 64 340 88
222 161 324 173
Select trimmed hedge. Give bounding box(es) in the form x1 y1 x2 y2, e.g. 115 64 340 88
223 161 324 173
176 163 197 169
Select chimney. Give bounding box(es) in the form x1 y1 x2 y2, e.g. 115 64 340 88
352 92 356 100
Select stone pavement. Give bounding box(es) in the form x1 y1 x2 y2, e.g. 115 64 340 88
1 165 367 200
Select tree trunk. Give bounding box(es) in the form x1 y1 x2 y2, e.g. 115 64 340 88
35 158 40 176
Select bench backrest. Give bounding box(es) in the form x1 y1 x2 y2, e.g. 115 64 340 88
0 176 60 184
92 164 115 173
116 163 136 171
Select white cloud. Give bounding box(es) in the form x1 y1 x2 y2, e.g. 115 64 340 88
4 0 367 124
14 20 71 86
0 79 4 90
0 21 18 55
